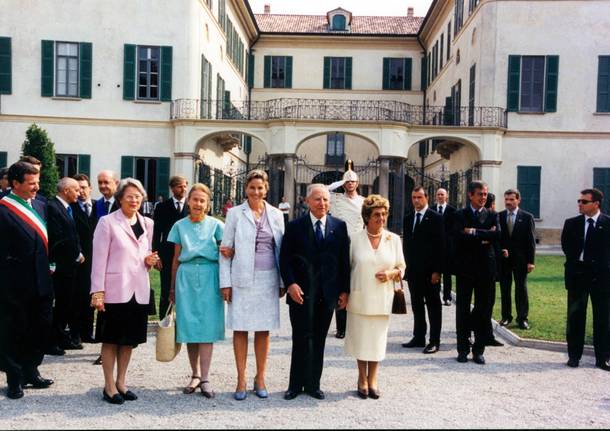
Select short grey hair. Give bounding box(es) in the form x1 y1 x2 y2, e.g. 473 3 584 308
306 183 329 198
97 170 118 182
56 177 78 193
115 177 147 202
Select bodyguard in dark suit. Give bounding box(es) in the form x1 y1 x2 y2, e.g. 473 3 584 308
280 184 350 400
453 181 501 365
434 187 456 305
499 189 536 329
153 175 188 319
562 188 610 371
47 178 84 351
0 162 54 399
402 186 445 354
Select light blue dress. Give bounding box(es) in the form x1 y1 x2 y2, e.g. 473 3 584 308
167 217 225 343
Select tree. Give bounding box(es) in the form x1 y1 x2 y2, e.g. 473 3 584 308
22 123 59 198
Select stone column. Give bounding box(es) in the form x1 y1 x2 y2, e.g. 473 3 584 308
173 152 197 184
283 154 296 218
378 157 390 199
476 160 502 197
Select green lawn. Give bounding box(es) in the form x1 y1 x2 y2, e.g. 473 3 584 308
150 269 161 321
491 255 593 344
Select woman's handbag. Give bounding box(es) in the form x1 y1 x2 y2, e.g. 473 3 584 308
156 303 182 362
392 278 408 315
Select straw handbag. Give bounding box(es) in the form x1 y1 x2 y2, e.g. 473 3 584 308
156 303 182 362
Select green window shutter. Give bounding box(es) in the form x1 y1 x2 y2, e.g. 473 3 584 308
41 40 54 97
160 46 173 102
323 57 330 89
121 156 134 178
517 166 541 218
598 56 610 113
0 37 11 94
421 56 427 90
507 55 521 112
77 154 91 178
0 151 7 168
247 52 255 88
285 56 293 88
593 168 610 213
79 42 92 99
155 157 170 199
123 44 136 100
382 58 390 90
404 58 412 90
263 55 271 88
345 57 352 89
544 55 559 113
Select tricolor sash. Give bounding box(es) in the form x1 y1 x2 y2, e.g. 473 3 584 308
0 193 48 253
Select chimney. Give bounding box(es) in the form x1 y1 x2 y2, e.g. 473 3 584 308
407 7 414 17
264 4 271 14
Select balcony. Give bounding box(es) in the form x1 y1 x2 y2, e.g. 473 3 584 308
170 98 508 128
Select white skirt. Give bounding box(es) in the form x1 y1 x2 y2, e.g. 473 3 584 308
344 312 390 362
226 269 281 331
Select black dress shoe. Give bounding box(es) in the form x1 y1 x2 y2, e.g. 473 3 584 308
307 389 325 400
284 389 300 400
23 375 54 389
7 383 24 399
118 389 138 400
402 338 426 348
566 358 579 368
595 360 610 371
423 343 439 354
103 390 125 405
499 318 512 327
93 355 103 365
473 354 486 365
335 331 345 339
60 341 83 350
456 352 468 363
45 345 65 356
485 338 504 347
517 320 530 330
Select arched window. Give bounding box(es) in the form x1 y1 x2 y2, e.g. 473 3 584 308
332 14 346 30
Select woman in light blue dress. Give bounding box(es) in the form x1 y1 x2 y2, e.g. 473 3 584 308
168 183 224 398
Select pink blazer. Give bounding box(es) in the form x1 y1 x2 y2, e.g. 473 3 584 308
90 210 154 304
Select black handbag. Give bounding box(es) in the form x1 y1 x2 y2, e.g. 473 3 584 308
392 279 407 315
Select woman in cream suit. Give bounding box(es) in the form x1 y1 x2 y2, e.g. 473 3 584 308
90 178 159 405
219 170 285 400
344 194 406 400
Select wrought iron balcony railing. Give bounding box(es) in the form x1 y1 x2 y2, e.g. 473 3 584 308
170 98 508 128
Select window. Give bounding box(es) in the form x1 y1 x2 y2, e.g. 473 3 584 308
121 156 170 199
226 18 245 77
517 166 541 218
323 57 352 89
597 56 610 113
56 42 78 97
264 56 292 88
507 55 558 113
520 56 545 112
0 37 11 95
447 22 451 61
383 58 412 90
427 52 431 87
468 0 480 15
41 40 91 98
433 42 439 79
469 64 476 126
594 168 610 214
332 14 346 30
454 0 464 35
218 0 226 33
440 34 444 69
326 133 345 165
0 151 7 168
201 55 213 118
55 154 90 177
216 74 225 116
137 46 160 100
205 0 212 9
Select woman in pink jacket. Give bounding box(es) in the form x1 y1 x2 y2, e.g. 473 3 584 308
90 178 159 405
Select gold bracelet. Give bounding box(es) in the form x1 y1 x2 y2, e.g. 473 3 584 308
92 292 105 301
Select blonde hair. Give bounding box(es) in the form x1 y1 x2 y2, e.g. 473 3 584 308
188 183 212 213
361 194 390 224
245 169 269 192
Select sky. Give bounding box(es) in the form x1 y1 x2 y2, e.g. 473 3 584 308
248 0 434 17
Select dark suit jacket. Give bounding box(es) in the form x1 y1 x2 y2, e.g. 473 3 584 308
279 213 350 310
47 197 82 275
152 198 188 260
499 208 536 268
403 208 445 276
453 206 501 279
71 200 97 261
561 213 610 292
94 198 119 219
0 199 53 300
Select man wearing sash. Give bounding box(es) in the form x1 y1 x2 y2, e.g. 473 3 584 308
0 162 54 399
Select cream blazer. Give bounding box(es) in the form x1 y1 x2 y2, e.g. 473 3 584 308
347 229 406 316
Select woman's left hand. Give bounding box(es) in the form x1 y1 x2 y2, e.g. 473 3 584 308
144 251 160 268
375 269 395 283
219 246 235 258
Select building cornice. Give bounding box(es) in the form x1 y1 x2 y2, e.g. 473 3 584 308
0 114 171 128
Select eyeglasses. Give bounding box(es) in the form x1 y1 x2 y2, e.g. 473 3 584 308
577 199 596 204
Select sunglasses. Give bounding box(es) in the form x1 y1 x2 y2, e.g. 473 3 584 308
577 199 597 204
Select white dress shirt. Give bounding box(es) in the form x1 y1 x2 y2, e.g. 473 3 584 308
172 196 186 212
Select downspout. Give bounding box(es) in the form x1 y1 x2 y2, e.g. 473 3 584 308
246 32 260 172
416 35 427 185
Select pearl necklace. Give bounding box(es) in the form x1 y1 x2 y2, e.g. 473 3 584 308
367 230 383 238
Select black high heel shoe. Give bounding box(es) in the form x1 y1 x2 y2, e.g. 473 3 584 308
199 380 215 399
103 389 124 405
117 389 138 401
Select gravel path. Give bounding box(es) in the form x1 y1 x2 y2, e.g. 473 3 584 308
2 299 610 429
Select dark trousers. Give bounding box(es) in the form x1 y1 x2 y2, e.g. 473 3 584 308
484 281 498 342
0 295 52 381
288 298 334 392
456 274 493 355
407 273 442 344
500 263 529 322
158 251 173 320
76 262 95 342
567 280 610 363
442 271 453 301
52 269 80 346
335 308 346 333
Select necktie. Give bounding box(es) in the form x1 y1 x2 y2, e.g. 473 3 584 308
176 201 181 213
315 220 324 245
507 212 514 236
438 205 443 215
413 212 421 233
66 205 73 220
583 218 595 261
104 200 111 214
85 202 91 216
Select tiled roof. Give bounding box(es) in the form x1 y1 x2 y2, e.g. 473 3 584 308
255 14 423 35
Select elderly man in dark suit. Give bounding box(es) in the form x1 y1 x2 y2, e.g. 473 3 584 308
453 181 501 365
153 175 188 319
47 177 85 353
402 186 445 354
498 189 536 330
434 187 456 306
562 188 610 371
0 162 54 399
280 183 350 400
